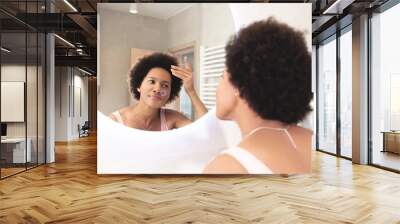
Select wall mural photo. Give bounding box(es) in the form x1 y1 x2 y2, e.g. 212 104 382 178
97 3 313 174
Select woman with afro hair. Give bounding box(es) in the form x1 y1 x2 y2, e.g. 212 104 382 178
203 18 313 174
110 53 207 131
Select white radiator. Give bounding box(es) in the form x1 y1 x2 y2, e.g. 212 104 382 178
200 45 226 110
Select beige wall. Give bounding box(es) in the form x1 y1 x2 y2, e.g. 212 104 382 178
98 7 167 114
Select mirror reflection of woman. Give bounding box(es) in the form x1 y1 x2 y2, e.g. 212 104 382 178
110 53 207 131
203 18 313 174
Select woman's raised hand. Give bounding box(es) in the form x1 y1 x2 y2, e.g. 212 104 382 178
170 58 195 94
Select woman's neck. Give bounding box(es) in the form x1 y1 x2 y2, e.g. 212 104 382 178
131 101 160 126
233 103 287 138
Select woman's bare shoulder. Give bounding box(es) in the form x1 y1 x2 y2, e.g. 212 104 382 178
290 125 313 136
108 106 131 121
203 154 248 174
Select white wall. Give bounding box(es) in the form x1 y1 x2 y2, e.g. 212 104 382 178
166 3 234 48
55 67 68 141
229 3 312 51
1 65 37 138
200 4 235 47
78 75 89 123
55 67 89 141
166 4 201 50
98 6 167 114
166 4 235 93
72 74 89 138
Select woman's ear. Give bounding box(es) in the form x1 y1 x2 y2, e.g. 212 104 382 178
234 89 239 97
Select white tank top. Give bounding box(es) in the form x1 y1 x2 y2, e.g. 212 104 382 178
219 126 297 174
221 146 273 174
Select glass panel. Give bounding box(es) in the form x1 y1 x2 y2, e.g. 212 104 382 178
1 30 27 177
38 32 45 165
317 36 337 154
27 31 38 169
371 3 400 171
0 1 46 178
340 28 352 158
312 45 317 150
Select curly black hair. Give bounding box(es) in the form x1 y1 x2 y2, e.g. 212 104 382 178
225 18 312 124
129 53 182 103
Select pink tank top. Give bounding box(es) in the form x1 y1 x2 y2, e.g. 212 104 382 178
112 108 169 131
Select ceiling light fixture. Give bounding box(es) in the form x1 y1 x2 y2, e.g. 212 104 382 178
78 67 93 76
54 34 75 48
322 0 354 15
129 3 138 14
1 47 11 53
63 0 78 12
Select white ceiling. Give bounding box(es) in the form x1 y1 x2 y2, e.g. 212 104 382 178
98 3 196 20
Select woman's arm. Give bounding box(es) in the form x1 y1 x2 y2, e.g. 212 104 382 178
171 63 207 120
186 88 208 119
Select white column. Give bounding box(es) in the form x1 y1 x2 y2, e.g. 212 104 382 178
46 32 55 163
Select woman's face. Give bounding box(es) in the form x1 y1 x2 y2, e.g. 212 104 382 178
216 70 238 120
138 67 172 108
